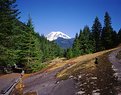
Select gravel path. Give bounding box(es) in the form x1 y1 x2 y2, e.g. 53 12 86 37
23 64 77 95
0 73 20 94
16 48 121 95
109 48 121 81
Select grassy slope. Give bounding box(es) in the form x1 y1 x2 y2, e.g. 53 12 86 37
56 47 121 94
56 48 118 80
13 47 121 95
23 48 118 79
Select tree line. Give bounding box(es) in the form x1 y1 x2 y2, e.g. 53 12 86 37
66 12 121 59
0 0 64 73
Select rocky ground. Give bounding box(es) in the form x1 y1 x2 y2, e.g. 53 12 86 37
0 73 20 94
75 52 120 95
23 63 77 95
1 47 121 95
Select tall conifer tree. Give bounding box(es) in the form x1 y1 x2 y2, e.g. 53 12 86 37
92 17 102 52
102 12 113 49
0 0 19 66
72 33 80 57
118 29 121 44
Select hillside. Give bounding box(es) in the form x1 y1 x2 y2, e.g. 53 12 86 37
4 47 120 95
54 37 74 49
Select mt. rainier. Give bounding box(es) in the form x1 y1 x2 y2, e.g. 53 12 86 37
46 31 74 49
46 31 71 41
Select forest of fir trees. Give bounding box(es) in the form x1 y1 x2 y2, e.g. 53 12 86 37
0 0 64 73
0 0 121 73
65 12 121 59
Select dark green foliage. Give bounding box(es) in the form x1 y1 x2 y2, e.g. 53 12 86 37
65 48 73 59
27 15 34 30
0 0 64 73
92 17 103 52
0 0 20 67
101 12 114 49
79 26 94 54
118 29 121 43
111 31 118 47
66 26 94 58
25 63 47 73
37 35 64 62
66 12 120 59
13 20 64 73
72 33 81 57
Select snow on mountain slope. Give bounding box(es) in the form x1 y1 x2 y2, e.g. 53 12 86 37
46 31 71 41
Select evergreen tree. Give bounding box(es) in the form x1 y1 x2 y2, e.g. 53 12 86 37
66 48 73 59
78 29 83 40
92 17 103 52
27 15 34 30
111 31 118 47
78 29 85 54
72 33 81 57
0 0 20 67
18 17 43 72
79 26 94 54
101 12 113 49
37 35 64 62
118 29 121 44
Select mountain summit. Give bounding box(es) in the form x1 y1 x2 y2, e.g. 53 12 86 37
46 31 71 41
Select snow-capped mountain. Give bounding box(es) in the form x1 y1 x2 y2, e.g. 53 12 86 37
46 31 71 41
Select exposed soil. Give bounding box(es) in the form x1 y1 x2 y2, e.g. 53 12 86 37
1 47 121 95
73 48 121 95
0 73 20 94
75 52 119 95
23 64 77 95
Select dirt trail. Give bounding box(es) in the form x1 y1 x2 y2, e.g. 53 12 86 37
109 48 121 81
0 73 20 93
23 48 121 95
23 64 77 95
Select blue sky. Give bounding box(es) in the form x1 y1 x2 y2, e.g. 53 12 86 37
16 0 121 37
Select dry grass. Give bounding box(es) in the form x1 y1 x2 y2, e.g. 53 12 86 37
57 60 96 80
74 52 120 94
56 46 121 94
23 47 119 79
23 58 66 78
56 48 119 80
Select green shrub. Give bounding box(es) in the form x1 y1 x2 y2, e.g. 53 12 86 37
25 63 47 73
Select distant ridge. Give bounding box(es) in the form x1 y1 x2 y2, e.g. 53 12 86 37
55 37 74 49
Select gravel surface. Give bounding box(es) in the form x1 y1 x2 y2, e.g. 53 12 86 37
0 73 20 94
74 48 121 95
24 48 121 95
4 48 120 95
109 48 121 81
23 65 77 95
